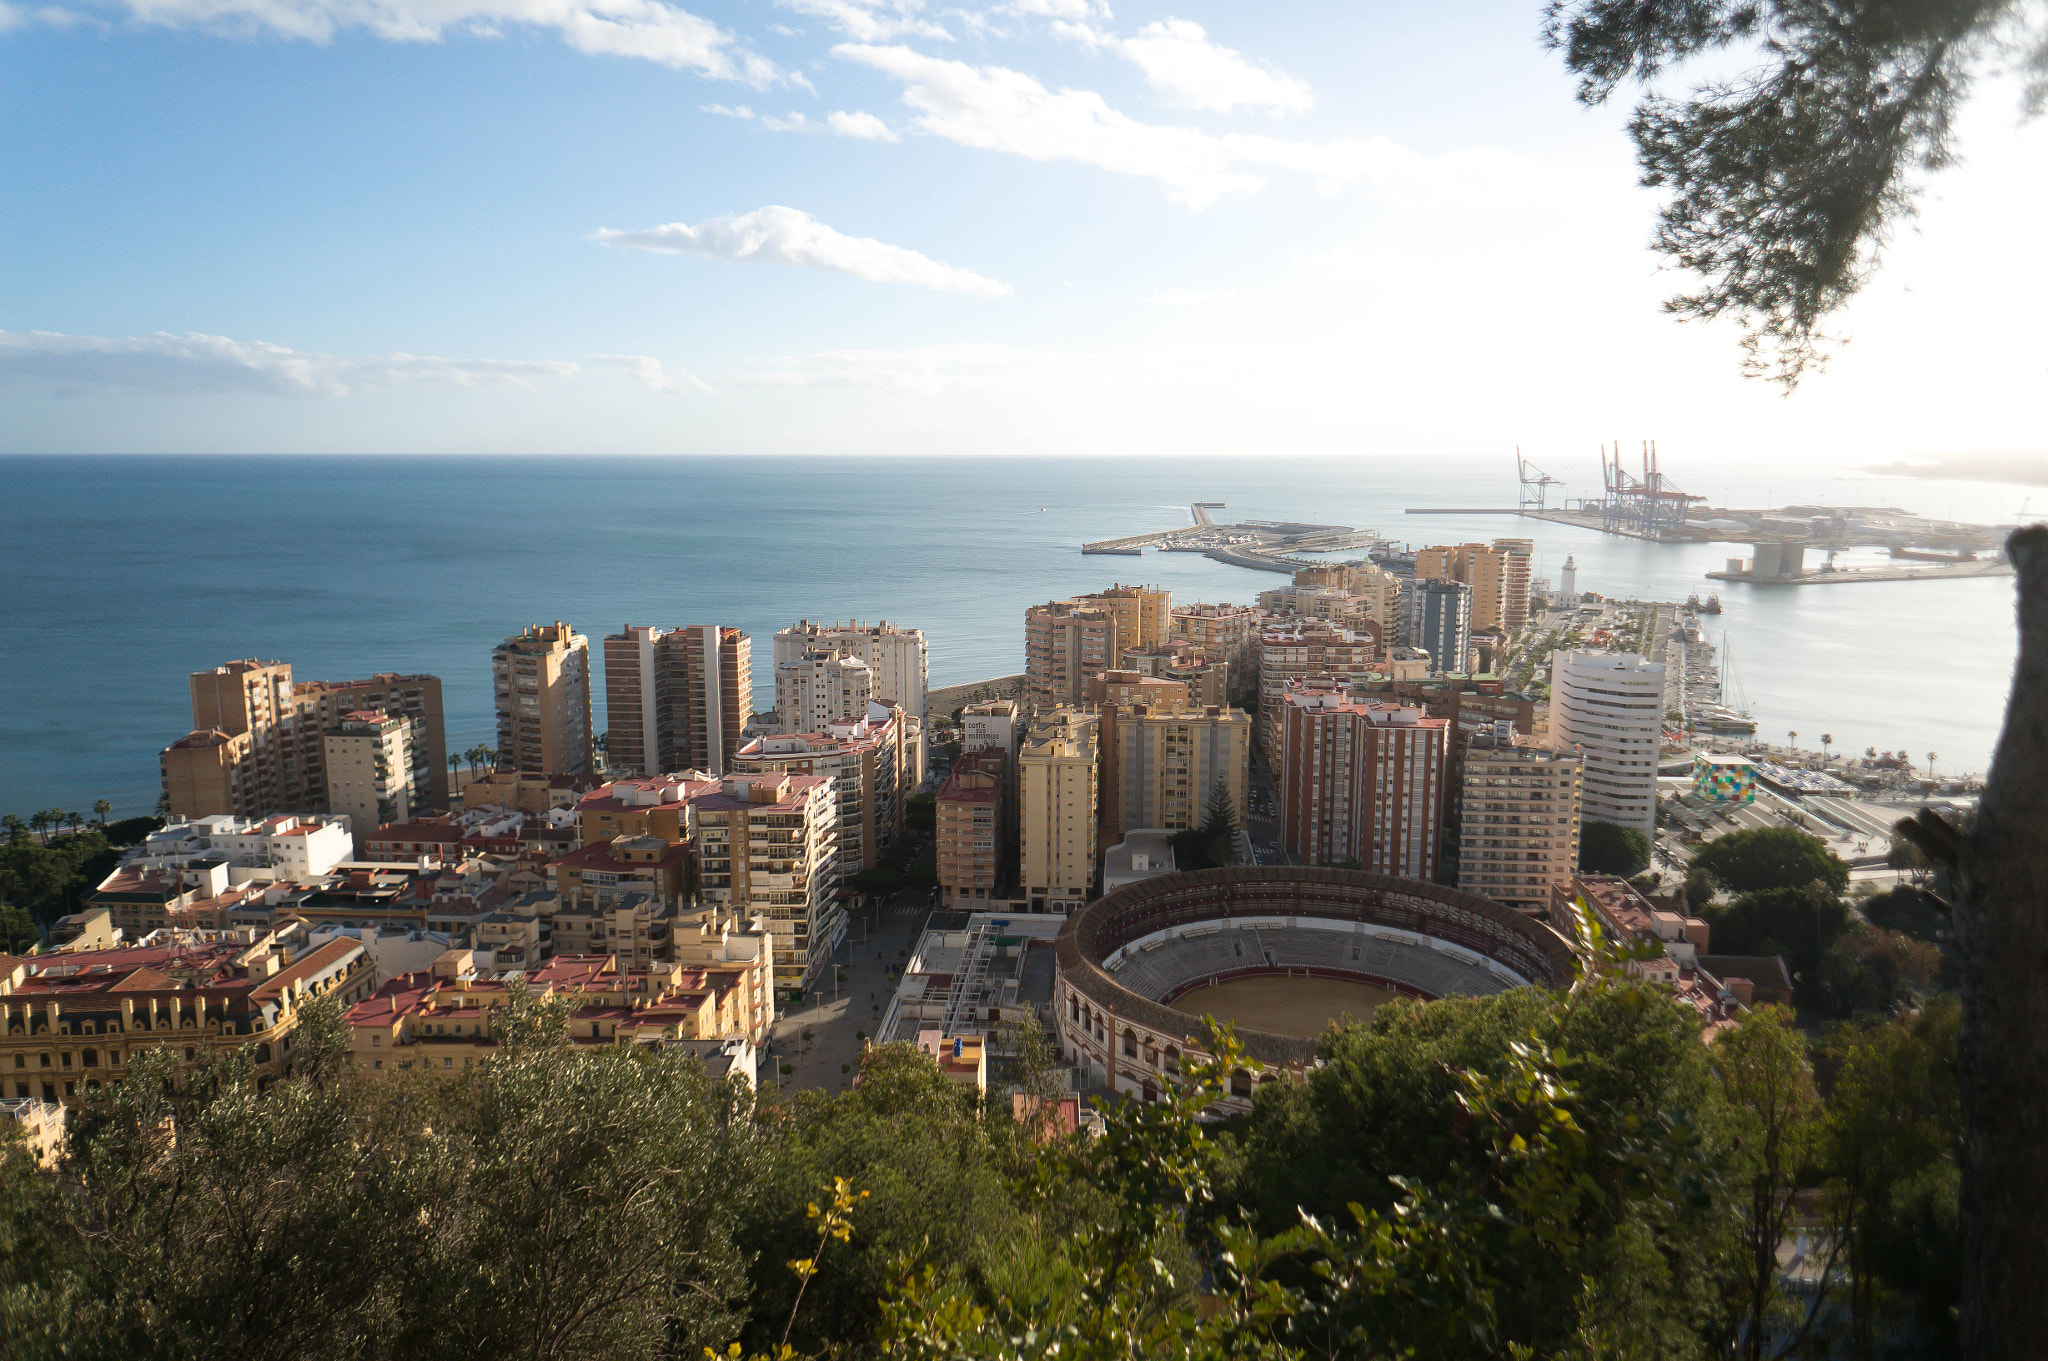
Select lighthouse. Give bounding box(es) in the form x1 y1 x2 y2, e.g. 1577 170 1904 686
1560 555 1578 603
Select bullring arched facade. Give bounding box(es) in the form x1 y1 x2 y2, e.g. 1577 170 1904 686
1052 866 1578 1111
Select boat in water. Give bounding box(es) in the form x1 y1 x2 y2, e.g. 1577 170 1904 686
1702 594 1723 614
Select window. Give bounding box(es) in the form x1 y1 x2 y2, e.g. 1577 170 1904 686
1122 1030 1136 1058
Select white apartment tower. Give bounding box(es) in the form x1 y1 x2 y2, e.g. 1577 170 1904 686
774 651 876 733
773 620 929 717
1548 650 1663 836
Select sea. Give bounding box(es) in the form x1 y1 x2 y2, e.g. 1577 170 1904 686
0 453 2032 820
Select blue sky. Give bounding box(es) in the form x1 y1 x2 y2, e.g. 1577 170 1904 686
3 1 2043 459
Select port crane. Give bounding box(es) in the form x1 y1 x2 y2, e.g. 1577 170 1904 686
1598 439 1705 537
1516 447 1564 512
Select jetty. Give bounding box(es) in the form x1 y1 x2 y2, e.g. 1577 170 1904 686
1083 503 1384 569
1705 558 2013 586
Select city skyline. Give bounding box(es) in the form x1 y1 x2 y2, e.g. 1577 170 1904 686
4 4 2044 458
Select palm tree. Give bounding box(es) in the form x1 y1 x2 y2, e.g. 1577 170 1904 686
463 745 482 779
1821 733 1833 764
93 799 112 825
66 812 83 835
1866 746 1878 761
2 814 24 842
1928 751 1938 782
1787 730 1798 760
27 811 48 839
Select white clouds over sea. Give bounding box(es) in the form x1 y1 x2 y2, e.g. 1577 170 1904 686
591 205 1010 295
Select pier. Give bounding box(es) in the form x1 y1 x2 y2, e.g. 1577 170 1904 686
1705 558 2013 586
1082 503 1384 567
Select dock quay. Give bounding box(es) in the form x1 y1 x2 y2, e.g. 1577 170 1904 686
1706 558 2013 586
1081 502 1385 568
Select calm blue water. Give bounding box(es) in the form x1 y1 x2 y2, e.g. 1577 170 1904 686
0 453 2028 818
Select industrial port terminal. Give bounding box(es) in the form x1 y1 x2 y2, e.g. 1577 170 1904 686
1403 445 2014 587
1082 448 2012 587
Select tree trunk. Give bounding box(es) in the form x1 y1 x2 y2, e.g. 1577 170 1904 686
1903 526 2048 1357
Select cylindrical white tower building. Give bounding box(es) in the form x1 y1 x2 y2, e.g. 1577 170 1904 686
1548 649 1663 836
1559 555 1578 602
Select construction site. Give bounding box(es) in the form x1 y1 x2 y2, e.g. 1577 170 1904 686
1409 445 2012 584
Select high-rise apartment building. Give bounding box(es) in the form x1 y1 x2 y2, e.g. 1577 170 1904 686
1417 543 1511 634
1455 722 1582 914
1258 584 1373 631
732 703 908 877
164 661 447 820
1019 708 1099 913
1548 651 1664 836
1098 703 1250 842
322 710 414 854
601 624 665 777
1115 643 1229 709
1407 580 1472 677
1069 584 1170 653
1257 621 1378 761
774 650 875 734
773 620 929 717
1291 563 1404 638
1024 601 1119 711
937 750 1007 907
660 625 752 777
690 772 837 989
1087 669 1190 712
1277 686 1448 878
1169 602 1264 707
493 622 593 776
602 624 752 777
1491 538 1535 631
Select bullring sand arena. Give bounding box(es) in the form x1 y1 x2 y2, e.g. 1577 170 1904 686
1169 976 1396 1038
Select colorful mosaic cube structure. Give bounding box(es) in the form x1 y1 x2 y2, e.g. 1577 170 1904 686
1692 753 1756 804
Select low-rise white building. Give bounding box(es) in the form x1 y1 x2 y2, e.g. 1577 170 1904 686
136 813 353 879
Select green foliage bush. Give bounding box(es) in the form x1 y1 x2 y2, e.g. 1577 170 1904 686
1691 826 1849 896
0 928 1966 1360
1703 884 1851 996
1579 819 1651 876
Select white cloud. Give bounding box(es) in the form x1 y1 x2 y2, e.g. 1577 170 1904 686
987 0 1107 18
0 328 576 397
776 0 946 41
86 0 783 86
1100 19 1312 114
701 102 755 118
826 108 898 140
733 342 1084 393
591 205 1010 295
837 43 1547 208
1146 286 1237 305
759 108 898 138
591 352 714 393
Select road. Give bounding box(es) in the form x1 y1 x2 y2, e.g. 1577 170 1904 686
765 824 942 1095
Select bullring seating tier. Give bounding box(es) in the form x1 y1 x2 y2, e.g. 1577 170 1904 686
1105 919 1516 1005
